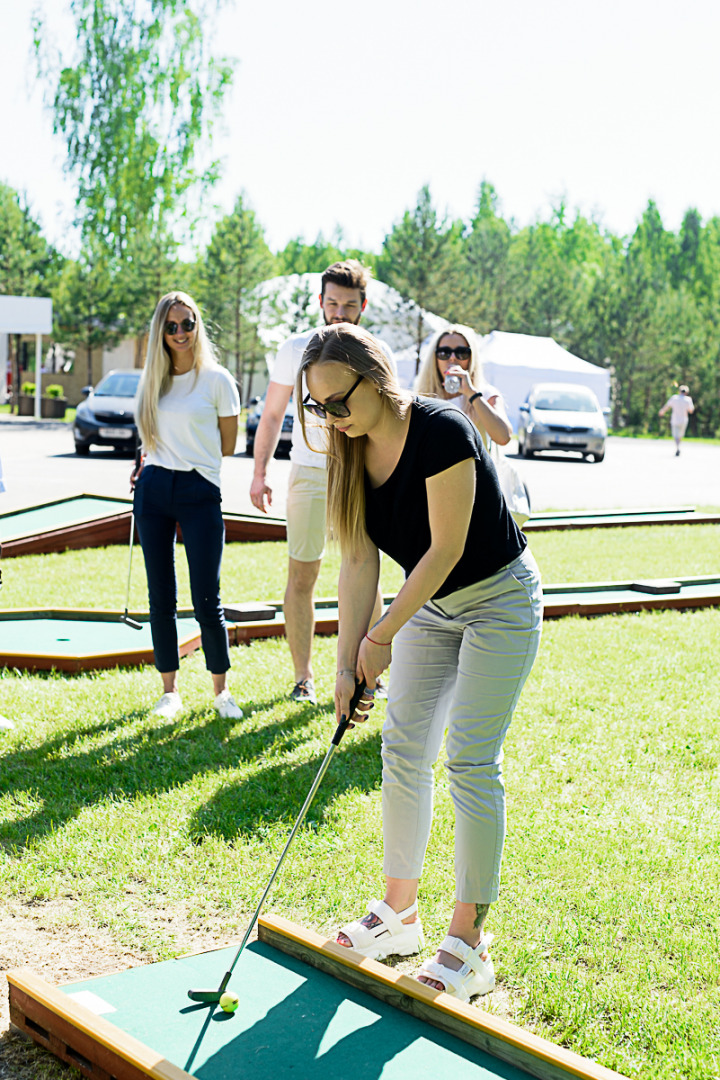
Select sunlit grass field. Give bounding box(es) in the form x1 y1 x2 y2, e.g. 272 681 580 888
1 527 719 1079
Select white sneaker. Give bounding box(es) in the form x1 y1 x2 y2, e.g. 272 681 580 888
151 692 182 720
214 690 243 720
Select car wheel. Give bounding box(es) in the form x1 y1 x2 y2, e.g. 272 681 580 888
522 442 534 459
593 450 605 463
74 442 90 456
245 436 254 458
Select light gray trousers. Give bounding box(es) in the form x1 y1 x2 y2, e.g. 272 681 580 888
381 549 543 903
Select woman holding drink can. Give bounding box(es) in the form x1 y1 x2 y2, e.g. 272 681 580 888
417 325 512 449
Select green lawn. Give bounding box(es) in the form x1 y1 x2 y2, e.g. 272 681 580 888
1 523 718 611
1 529 719 1079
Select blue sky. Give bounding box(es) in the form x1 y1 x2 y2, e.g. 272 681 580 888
4 0 720 255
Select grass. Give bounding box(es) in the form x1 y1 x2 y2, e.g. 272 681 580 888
1 529 719 1079
0 524 718 612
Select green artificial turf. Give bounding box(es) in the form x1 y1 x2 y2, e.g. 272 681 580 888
1 530 719 1079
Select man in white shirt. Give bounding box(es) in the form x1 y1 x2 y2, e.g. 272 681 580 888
659 385 694 456
250 261 393 704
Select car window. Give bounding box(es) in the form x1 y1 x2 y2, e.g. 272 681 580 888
95 373 141 397
533 390 597 412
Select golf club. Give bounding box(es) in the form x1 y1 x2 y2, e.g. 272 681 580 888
121 451 144 631
188 678 367 1004
120 510 143 630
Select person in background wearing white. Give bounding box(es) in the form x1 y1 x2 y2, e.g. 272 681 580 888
249 261 394 706
659 384 694 456
133 292 242 721
416 325 512 449
0 452 12 732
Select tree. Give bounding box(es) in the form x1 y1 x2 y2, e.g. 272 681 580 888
35 0 233 339
199 194 274 401
276 230 377 277
0 183 62 410
460 181 513 333
54 239 126 386
377 186 463 369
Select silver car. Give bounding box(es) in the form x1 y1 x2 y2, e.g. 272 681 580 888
517 382 608 463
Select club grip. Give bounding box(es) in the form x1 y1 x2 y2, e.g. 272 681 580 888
332 680 367 746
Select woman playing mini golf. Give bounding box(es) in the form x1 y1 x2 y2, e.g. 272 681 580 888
134 291 242 721
298 324 542 1001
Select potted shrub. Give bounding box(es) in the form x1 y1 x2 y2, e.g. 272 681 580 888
18 381 68 419
43 384 68 419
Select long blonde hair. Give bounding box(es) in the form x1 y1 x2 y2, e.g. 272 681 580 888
136 291 218 451
297 324 410 553
416 324 484 408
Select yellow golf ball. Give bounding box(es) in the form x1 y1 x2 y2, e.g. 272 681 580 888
219 991 239 1014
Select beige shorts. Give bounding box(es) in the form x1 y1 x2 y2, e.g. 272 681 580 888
286 464 327 563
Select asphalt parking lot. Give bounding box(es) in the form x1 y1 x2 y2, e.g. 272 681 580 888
0 419 718 516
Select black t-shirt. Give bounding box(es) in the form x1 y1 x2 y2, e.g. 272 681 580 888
364 397 526 599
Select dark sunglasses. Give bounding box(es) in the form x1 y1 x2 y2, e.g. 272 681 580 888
164 317 196 335
303 375 364 419
436 345 472 361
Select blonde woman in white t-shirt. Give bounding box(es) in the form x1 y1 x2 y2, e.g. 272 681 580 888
134 291 242 721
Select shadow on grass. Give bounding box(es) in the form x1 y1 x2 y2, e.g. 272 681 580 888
0 697 381 852
187 728 382 842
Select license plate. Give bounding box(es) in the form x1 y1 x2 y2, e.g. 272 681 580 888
99 427 133 438
553 435 581 445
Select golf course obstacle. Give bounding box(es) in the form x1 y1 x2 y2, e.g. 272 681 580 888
0 494 286 557
2 577 719 672
7 914 629 1080
522 506 720 531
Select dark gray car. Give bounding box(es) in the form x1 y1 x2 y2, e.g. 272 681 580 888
73 369 141 455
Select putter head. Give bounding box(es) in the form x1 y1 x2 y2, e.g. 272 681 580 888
187 989 223 1004
120 614 143 631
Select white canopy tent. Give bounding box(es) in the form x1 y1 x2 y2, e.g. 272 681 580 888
477 331 611 431
0 296 53 419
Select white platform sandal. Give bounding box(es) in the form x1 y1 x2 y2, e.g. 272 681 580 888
416 934 495 1002
337 898 425 959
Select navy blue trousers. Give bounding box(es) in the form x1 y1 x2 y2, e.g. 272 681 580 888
133 465 230 674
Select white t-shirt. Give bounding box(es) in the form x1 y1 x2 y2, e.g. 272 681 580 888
443 382 501 449
143 365 240 487
271 326 396 468
665 394 694 425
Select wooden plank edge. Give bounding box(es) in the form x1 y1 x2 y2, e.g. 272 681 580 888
6 969 193 1080
1 514 132 556
257 915 629 1080
524 513 720 532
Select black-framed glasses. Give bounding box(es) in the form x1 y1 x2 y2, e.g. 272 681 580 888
164 317 196 335
303 375 364 419
436 345 471 362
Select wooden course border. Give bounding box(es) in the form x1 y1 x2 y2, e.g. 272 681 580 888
7 914 630 1080
257 915 629 1080
7 968 191 1080
2 577 720 671
0 494 286 557
0 605 276 674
